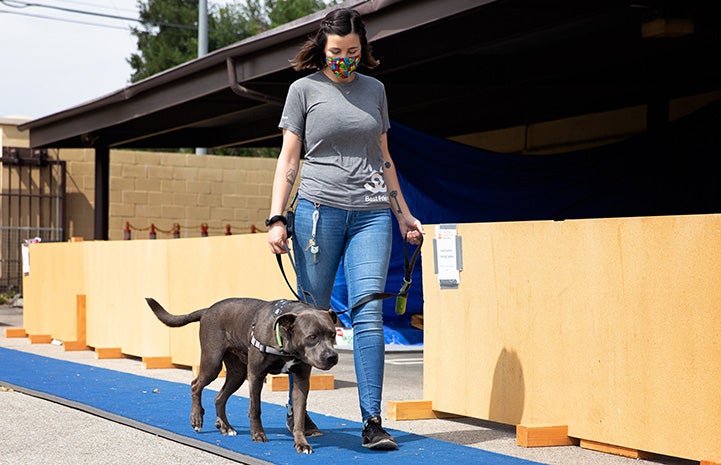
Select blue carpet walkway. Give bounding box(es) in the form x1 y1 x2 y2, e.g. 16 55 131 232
0 347 545 465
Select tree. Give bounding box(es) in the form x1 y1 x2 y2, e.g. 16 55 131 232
129 1 335 83
266 0 332 28
128 0 201 83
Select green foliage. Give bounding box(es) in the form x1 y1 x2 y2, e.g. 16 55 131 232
0 288 17 305
128 0 202 82
129 0 336 83
266 0 333 28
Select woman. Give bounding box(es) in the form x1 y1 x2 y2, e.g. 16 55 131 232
267 7 423 450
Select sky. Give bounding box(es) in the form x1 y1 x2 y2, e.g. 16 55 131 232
0 0 230 121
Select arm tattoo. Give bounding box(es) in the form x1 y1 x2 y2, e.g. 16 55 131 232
285 168 297 186
390 190 402 214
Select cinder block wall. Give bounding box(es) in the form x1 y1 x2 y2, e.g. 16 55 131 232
60 149 278 241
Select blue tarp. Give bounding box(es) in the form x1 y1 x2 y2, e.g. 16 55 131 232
333 101 721 346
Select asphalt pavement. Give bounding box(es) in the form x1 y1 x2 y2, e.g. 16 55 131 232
0 304 694 465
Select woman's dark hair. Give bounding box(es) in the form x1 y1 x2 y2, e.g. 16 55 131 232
291 8 379 71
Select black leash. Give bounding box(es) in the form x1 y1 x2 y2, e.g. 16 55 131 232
274 232 423 315
276 251 308 302
349 232 423 315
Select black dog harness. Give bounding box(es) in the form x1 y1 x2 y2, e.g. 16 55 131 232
249 299 294 356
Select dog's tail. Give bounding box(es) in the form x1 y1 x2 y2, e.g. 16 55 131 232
145 297 207 327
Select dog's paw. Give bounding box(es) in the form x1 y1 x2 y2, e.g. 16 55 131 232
215 418 237 436
251 431 268 443
295 443 313 454
190 412 204 432
190 417 203 433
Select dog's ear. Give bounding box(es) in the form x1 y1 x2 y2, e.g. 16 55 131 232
327 309 339 325
275 313 296 335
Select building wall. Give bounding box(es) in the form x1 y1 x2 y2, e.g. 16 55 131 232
57 149 278 240
0 118 31 149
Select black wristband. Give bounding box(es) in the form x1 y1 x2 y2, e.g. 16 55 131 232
265 215 287 227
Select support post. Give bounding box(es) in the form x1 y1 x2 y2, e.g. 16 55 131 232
94 146 109 240
63 294 88 351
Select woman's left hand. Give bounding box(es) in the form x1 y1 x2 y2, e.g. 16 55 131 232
401 217 425 245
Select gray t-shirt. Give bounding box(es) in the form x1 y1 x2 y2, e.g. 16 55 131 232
278 71 391 210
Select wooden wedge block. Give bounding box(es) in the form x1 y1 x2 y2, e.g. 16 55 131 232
95 347 123 359
411 314 424 330
387 400 459 420
516 425 576 447
580 439 653 459
28 334 52 344
142 356 174 369
63 341 89 351
4 328 27 338
266 373 334 391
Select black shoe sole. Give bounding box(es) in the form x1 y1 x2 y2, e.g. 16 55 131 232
363 438 398 450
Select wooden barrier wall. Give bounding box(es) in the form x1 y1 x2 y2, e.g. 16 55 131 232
22 234 295 367
422 214 721 462
21 214 721 461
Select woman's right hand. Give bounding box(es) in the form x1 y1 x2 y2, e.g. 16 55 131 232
268 223 289 254
267 129 302 255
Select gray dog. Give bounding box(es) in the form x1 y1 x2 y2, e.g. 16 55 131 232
145 297 339 454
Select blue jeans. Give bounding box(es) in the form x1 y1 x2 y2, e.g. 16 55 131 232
291 198 392 421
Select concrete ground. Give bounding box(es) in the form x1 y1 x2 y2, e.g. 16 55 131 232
0 304 695 465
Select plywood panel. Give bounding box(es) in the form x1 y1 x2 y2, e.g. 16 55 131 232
22 241 85 341
422 215 721 462
83 239 170 357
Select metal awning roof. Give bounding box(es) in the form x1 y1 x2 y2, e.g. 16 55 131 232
19 0 721 150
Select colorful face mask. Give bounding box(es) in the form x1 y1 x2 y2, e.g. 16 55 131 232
326 55 360 79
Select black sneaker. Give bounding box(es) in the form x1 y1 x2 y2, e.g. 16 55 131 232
362 416 398 450
285 404 322 437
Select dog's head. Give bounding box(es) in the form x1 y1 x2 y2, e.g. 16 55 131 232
275 304 339 371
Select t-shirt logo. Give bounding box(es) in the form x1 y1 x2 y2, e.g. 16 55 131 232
364 171 386 194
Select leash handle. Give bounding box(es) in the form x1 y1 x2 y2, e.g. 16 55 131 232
395 232 423 315
394 294 408 315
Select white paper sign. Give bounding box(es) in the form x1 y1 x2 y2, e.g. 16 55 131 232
434 225 460 288
21 237 41 276
22 244 30 276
